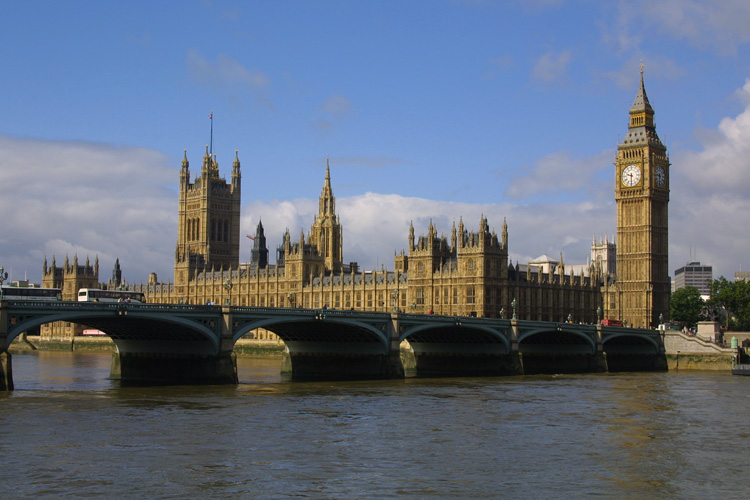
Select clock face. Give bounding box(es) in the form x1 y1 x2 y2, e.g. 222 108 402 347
655 166 666 187
622 164 641 187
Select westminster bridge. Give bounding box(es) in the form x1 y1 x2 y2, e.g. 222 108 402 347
0 301 667 390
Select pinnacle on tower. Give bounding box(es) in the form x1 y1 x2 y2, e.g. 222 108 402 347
631 63 653 114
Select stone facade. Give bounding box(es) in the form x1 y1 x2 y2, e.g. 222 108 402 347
140 159 605 334
40 255 99 340
45 71 670 339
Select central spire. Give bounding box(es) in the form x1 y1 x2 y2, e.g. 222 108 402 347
310 157 343 272
320 157 335 215
631 63 653 114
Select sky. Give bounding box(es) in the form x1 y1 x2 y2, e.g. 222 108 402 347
2 0 750 286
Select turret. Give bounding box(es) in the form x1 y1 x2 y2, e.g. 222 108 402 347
232 150 241 190
180 149 190 188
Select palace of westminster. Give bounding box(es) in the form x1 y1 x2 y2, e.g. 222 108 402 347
41 72 671 340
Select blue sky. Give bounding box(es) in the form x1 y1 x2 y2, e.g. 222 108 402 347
2 0 750 284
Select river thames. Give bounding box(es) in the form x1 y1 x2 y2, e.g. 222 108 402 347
1 351 748 499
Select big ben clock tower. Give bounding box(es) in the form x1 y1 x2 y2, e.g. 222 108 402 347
614 67 670 328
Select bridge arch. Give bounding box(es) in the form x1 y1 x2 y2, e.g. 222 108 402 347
517 326 597 355
232 315 390 353
602 331 661 352
4 306 221 354
400 322 511 353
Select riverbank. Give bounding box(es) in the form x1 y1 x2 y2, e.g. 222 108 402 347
9 336 288 357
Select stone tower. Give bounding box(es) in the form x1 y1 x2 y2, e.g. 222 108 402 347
249 219 269 270
41 255 99 341
309 159 343 273
591 235 616 279
42 254 99 301
174 147 241 286
111 258 122 288
614 68 670 327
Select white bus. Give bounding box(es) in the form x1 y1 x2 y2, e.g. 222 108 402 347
1 286 61 301
77 288 146 303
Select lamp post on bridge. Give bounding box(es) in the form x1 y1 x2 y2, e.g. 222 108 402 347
511 298 517 320
287 293 296 308
499 308 505 319
597 306 602 325
0 266 8 299
391 290 399 313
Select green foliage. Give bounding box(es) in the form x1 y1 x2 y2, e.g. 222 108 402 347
707 277 750 330
670 286 704 327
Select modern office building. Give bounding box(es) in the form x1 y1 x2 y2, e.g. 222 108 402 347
674 262 713 297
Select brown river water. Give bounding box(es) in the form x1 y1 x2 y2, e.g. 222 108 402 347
2 351 749 499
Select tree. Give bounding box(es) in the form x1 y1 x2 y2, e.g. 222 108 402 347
707 277 750 331
670 286 704 327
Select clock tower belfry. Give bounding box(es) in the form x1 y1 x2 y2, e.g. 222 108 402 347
613 68 670 328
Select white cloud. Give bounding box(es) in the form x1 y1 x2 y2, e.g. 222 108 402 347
6 74 750 289
676 79 750 194
320 95 352 118
240 192 613 277
504 150 613 200
0 136 175 285
186 48 271 93
532 50 572 83
612 0 750 55
667 78 750 276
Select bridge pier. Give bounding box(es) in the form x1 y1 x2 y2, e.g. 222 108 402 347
0 304 12 390
595 325 609 372
108 305 239 386
110 351 238 385
0 350 13 391
281 313 404 380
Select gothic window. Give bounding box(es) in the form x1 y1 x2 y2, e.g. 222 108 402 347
367 292 373 308
416 287 425 305
211 219 216 241
467 287 475 304
467 259 475 273
453 288 458 305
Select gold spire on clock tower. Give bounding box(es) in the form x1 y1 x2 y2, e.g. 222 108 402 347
613 66 670 328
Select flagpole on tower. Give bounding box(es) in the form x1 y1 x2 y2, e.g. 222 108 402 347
209 111 214 164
